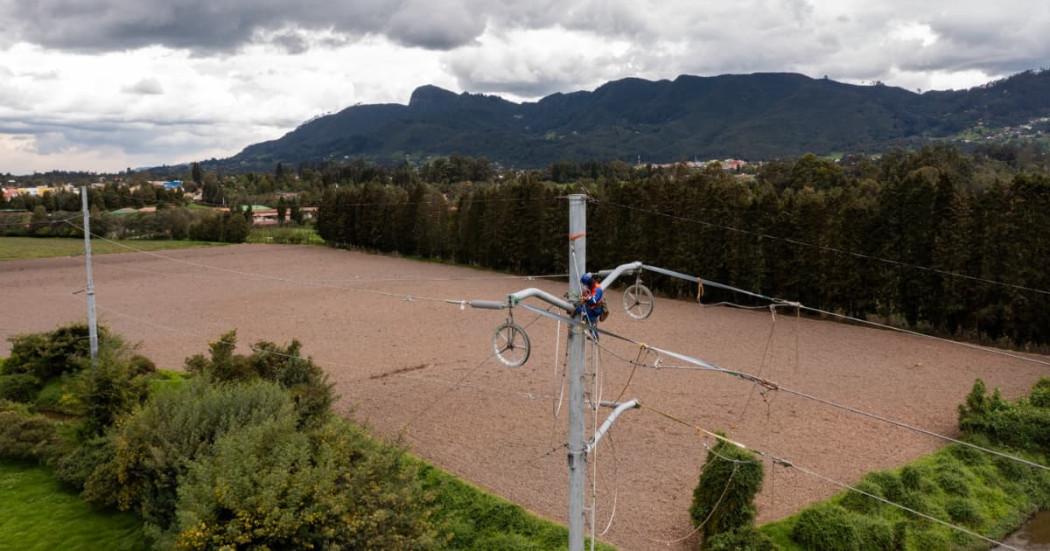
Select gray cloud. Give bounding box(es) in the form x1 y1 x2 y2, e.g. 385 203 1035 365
3 0 1048 84
269 31 310 55
0 0 485 53
123 78 164 95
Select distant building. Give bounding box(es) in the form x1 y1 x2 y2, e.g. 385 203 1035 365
721 159 748 171
144 180 183 190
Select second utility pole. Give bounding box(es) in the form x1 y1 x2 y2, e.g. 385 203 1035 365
80 186 99 366
567 194 587 551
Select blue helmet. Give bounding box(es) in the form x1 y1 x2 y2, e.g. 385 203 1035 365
580 272 595 287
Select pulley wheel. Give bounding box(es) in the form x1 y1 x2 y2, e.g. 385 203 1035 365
493 321 531 368
623 283 655 320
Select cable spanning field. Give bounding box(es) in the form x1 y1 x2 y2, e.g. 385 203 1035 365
2 244 1048 550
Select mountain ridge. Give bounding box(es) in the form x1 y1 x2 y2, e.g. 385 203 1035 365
224 69 1050 169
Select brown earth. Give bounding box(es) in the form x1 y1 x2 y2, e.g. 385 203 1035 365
2 244 1047 550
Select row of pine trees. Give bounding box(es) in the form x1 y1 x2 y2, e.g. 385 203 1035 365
316 148 1050 346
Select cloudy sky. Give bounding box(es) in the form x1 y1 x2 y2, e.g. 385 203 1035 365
0 0 1047 174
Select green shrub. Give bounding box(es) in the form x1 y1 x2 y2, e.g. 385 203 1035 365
4 323 111 381
899 465 922 488
76 348 150 436
188 211 250 243
1029 378 1050 408
839 479 884 514
93 379 294 528
128 354 156 376
854 516 894 550
170 417 434 550
0 404 62 462
0 373 41 402
705 526 775 551
896 489 944 524
994 453 1028 480
791 503 858 551
185 331 333 428
51 435 115 491
935 469 970 496
868 471 904 502
947 442 986 465
910 529 951 550
690 438 764 548
945 497 982 526
959 378 1050 453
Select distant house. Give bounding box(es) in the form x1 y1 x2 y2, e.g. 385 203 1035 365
722 159 748 171
251 208 280 226
218 205 281 226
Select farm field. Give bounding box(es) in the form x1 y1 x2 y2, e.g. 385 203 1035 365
1 244 1047 550
0 237 225 261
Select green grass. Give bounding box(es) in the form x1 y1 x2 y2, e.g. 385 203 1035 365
186 203 217 210
0 461 147 550
0 237 226 261
760 443 1050 550
415 459 616 550
33 377 79 416
247 226 324 245
145 370 189 396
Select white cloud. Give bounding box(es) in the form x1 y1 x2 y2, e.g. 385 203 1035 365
0 38 456 172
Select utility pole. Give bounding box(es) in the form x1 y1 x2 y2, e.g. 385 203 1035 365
566 194 587 551
472 193 650 549
81 186 99 365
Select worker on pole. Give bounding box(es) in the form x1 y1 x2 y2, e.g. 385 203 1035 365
577 272 608 338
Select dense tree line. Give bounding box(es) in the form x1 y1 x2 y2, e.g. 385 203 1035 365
1 183 186 212
317 147 1050 346
0 206 250 243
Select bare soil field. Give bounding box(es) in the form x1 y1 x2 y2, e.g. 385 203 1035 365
2 244 1047 550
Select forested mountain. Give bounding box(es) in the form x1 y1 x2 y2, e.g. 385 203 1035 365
225 70 1050 169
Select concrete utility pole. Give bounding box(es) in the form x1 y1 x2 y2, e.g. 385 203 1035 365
566 194 587 551
81 186 99 365
473 194 650 549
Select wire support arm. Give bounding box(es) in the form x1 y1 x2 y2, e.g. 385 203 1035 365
507 287 575 313
586 399 639 454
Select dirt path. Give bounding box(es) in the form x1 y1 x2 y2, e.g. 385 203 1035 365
2 244 1046 550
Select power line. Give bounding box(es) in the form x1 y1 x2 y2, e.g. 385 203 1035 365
64 220 478 305
93 258 567 286
193 195 560 209
0 214 80 227
527 304 1050 473
636 263 1050 369
74 297 556 414
66 220 568 294
638 402 1020 551
795 304 1050 368
608 338 1050 472
597 199 1050 297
